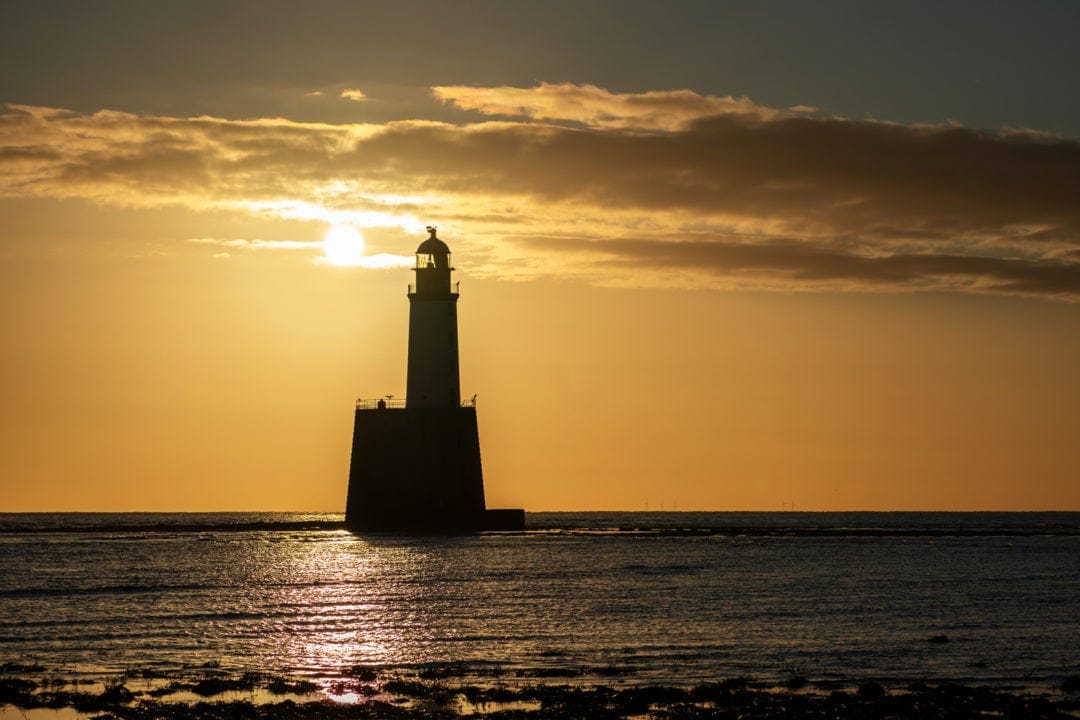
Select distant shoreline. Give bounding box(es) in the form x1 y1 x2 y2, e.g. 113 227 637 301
2 518 1080 536
0 520 350 534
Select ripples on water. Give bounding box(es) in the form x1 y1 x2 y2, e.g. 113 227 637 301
0 512 1078 688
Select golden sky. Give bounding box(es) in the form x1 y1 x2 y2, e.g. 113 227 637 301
1 3 1078 511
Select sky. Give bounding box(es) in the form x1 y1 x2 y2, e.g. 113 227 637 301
1 0 1078 512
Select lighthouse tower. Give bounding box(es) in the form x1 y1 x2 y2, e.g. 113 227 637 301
406 227 460 408
344 227 524 532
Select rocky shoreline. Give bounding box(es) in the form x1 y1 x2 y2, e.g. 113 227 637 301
3 663 1080 720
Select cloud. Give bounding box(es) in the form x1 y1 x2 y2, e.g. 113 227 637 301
313 253 413 269
517 235 1080 297
187 236 413 268
2 85 1079 299
187 237 318 250
340 88 367 102
432 82 812 131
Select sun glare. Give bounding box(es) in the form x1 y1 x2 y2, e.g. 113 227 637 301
322 225 366 266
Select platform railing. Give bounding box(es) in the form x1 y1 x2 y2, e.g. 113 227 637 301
356 396 477 410
356 398 407 409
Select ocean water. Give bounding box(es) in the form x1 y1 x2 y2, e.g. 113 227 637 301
1 512 1078 690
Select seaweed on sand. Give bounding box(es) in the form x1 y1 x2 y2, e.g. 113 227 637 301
3 665 1079 720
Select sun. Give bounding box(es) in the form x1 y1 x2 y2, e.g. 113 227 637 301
322 225 366 266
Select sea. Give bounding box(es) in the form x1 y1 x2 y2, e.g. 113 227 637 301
1 512 1078 692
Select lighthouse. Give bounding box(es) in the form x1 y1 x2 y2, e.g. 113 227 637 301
406 227 461 409
344 227 524 532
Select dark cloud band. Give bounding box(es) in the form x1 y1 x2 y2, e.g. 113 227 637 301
517 236 1080 299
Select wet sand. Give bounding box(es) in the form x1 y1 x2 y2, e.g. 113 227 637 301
3 663 1079 720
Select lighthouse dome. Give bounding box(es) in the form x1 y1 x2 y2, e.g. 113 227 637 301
417 226 450 255
416 235 450 255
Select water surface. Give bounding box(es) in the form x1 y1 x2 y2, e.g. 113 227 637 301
1 512 1077 689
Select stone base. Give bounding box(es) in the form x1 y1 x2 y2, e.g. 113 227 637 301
481 508 526 531
345 406 523 533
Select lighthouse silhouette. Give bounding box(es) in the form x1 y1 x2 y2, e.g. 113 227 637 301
345 226 525 532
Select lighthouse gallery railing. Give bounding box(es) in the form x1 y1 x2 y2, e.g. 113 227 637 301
356 397 477 410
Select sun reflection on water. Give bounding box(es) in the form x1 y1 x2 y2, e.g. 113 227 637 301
254 532 436 684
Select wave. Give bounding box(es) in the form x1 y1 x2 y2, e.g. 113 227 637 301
0 581 218 599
